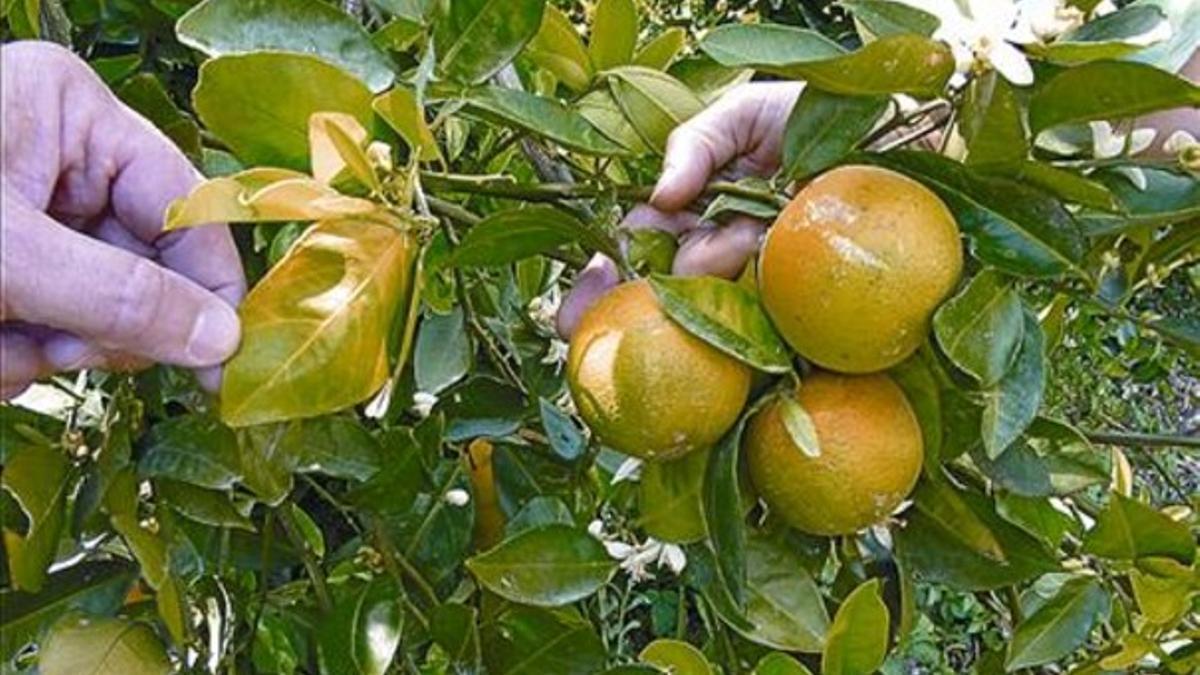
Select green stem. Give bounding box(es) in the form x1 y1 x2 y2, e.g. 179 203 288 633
278 503 333 614
1084 430 1200 450
420 172 790 210
372 519 440 611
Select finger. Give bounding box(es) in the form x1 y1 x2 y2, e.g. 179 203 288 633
652 82 803 211
2 197 241 368
42 333 151 374
0 328 49 400
557 255 620 338
673 217 765 279
621 203 701 236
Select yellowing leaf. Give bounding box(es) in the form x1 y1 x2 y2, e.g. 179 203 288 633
373 87 443 162
165 170 379 231
220 217 416 427
308 112 377 190
525 4 593 91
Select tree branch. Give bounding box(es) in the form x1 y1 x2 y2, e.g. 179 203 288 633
1083 430 1200 450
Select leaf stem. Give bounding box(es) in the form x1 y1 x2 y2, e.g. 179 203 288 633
1082 430 1200 450
278 502 333 614
372 519 440 610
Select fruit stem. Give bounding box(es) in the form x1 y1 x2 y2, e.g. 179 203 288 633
1082 430 1200 450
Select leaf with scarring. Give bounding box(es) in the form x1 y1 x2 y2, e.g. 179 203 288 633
220 217 416 427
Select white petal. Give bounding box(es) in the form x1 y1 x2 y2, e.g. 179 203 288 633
443 489 471 507
988 42 1034 86
1090 121 1124 159
970 0 1017 31
659 545 688 574
1163 130 1199 154
611 457 644 484
1112 166 1148 191
1126 19 1172 47
364 379 394 419
1092 0 1117 16
1127 128 1158 156
605 541 635 560
411 391 438 418
587 519 606 539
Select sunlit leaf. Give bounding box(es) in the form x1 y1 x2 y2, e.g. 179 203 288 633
589 0 638 71
960 72 1027 166
309 112 377 190
466 524 616 606
1082 492 1195 565
822 579 889 675
608 66 705 153
1035 5 1170 65
634 27 686 69
933 270 1025 387
2 444 70 592
221 218 416 427
640 639 713 675
781 87 888 181
779 395 821 459
981 311 1045 458
524 4 593 91
1030 60 1200 133
639 448 709 544
40 615 171 675
374 86 443 162
464 86 628 155
1006 577 1111 670
438 0 545 84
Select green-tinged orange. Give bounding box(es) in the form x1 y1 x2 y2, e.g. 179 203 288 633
745 371 923 536
567 280 751 461
759 164 962 373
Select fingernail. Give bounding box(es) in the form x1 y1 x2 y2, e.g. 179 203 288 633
44 335 94 370
187 303 241 365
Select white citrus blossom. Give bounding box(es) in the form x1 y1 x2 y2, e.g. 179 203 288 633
1090 121 1157 190
541 338 570 368
897 0 1034 86
1164 130 1200 170
364 378 394 419
586 520 687 580
411 390 439 418
1013 0 1118 43
527 288 562 330
443 489 471 507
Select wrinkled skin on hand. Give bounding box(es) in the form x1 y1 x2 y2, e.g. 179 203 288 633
558 51 1200 339
1 41 246 399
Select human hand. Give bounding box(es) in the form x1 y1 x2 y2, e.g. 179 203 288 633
557 82 802 337
1 41 246 399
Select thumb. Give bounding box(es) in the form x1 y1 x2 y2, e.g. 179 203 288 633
556 255 620 338
2 197 241 368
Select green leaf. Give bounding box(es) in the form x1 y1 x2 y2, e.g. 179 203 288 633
989 161 1120 213
0 561 137 663
981 310 1046 458
1153 317 1200 358
913 476 1008 562
1006 578 1111 670
861 151 1086 278
702 420 749 610
640 639 713 675
448 205 617 267
439 0 545 84
373 86 443 162
701 26 953 97
40 615 171 675
575 89 651 153
1079 168 1200 234
524 4 593 91
507 496 575 537
1036 5 1170 65
669 54 753 103
221 218 415 427
464 86 628 155
415 308 471 395
753 652 814 675
589 0 638 71
933 270 1025 387
649 274 791 373
279 416 382 481
431 603 481 668
897 481 1059 591
116 74 201 157
960 72 1027 167
639 448 709 544
193 53 373 170
608 66 705 153
346 428 426 514
236 425 296 505
822 579 889 675
781 88 888 181
1029 60 1200 134
996 493 1078 551
539 398 586 463
1026 418 1110 495
841 0 939 38
177 0 395 91
890 352 944 468
1082 492 1196 566
2 445 70 592
318 579 403 675
155 480 254 531
481 606 606 675
779 395 821 459
466 524 616 606
634 27 687 70
700 190 782 223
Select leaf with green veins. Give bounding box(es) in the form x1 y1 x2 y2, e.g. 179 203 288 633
841 0 939 38
447 205 618 267
701 27 954 97
779 395 821 459
608 66 705 153
466 524 616 607
154 479 255 531
1082 492 1195 565
481 606 606 675
781 87 888 181
373 86 443 162
1006 577 1111 670
960 72 1027 166
136 415 241 489
40 615 172 675
177 0 396 91
431 603 481 669
913 476 1007 563
981 310 1045 458
220 218 416 427
439 0 545 84
116 74 201 157
589 0 638 71
465 86 628 156
539 398 586 462
414 308 472 396
986 161 1120 212
933 270 1025 387
193 53 373 170
639 447 709 544
822 579 889 675
640 639 713 675
575 89 650 153
1029 60 1200 133
649 274 791 373
1036 5 1170 65
2 444 71 592
634 27 687 69
729 533 830 652
318 579 403 675
525 4 593 91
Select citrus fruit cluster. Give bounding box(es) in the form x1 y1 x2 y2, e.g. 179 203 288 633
567 165 963 536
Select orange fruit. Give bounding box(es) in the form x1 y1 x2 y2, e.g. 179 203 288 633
567 279 751 461
744 371 923 535
759 165 962 373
